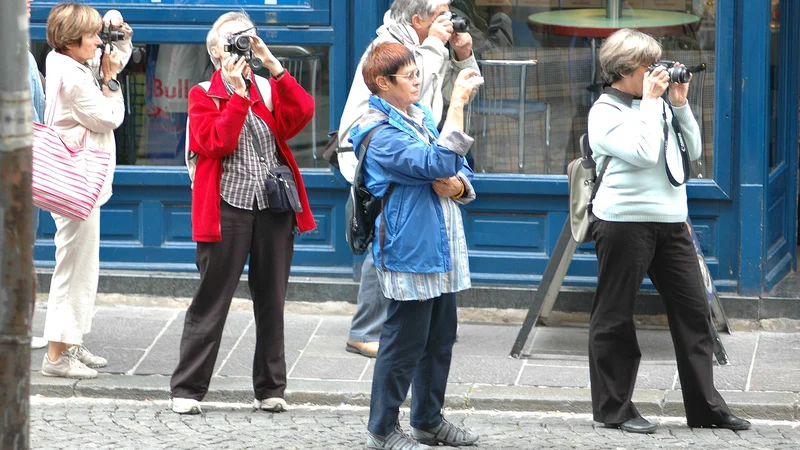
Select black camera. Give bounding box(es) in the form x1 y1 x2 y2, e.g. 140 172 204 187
648 60 691 84
450 12 470 33
224 34 263 71
440 11 470 33
100 25 124 46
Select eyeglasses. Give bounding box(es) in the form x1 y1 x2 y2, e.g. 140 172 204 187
387 69 420 81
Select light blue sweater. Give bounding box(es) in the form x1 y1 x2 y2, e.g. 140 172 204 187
587 90 702 223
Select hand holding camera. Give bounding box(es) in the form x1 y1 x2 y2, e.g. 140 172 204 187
645 61 693 106
450 68 483 106
101 10 132 44
643 64 670 100
659 61 692 107
224 31 263 72
101 44 123 79
222 55 250 97
429 13 454 44
248 35 284 76
449 29 473 61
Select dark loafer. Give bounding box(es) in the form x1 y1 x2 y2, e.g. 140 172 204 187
605 417 658 434
697 414 751 431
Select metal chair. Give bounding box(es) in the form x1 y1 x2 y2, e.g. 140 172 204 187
467 59 551 173
269 46 323 162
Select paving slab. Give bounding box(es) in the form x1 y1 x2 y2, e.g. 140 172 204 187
518 361 590 388
24 301 800 421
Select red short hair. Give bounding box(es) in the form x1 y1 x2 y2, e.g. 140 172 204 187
362 42 416 94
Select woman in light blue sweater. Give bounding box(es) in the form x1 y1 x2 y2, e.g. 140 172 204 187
586 28 749 434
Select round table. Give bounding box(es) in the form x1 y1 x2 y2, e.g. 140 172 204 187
528 9 700 100
528 8 700 38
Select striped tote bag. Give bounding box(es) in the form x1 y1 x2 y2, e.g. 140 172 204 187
32 80 110 221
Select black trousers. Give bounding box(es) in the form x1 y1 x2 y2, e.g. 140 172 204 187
368 293 457 436
589 220 731 426
171 201 295 401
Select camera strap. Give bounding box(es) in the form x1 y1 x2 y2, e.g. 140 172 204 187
661 98 691 187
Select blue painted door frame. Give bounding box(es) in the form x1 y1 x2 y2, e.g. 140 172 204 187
735 0 799 294
30 0 800 295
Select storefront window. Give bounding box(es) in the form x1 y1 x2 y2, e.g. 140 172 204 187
33 43 330 168
458 0 716 177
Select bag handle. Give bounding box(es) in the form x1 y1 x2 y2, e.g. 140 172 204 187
45 77 91 148
578 132 610 209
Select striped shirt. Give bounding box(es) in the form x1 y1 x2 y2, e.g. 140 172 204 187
374 103 472 301
219 80 283 210
376 195 471 301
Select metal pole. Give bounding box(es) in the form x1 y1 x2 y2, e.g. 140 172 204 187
606 0 622 19
0 0 35 448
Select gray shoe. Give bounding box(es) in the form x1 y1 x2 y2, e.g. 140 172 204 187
70 344 107 368
41 352 98 379
411 417 479 446
366 424 431 450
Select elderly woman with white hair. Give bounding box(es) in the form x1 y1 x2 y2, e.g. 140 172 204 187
587 28 750 434
169 10 315 415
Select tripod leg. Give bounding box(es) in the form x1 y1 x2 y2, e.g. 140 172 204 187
510 219 577 358
709 317 729 365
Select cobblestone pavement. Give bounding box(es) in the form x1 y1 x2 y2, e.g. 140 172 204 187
29 398 800 450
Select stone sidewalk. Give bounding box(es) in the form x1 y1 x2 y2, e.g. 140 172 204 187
28 297 800 421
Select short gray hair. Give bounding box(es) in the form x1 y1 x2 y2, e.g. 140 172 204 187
598 28 662 85
206 11 255 69
390 0 450 24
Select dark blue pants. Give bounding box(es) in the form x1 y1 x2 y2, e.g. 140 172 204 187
367 293 458 436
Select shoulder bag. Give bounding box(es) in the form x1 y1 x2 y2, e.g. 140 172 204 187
32 78 111 221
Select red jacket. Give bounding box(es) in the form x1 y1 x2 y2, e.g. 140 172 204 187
187 69 316 242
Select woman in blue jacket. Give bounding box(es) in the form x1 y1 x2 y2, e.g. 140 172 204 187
351 42 483 450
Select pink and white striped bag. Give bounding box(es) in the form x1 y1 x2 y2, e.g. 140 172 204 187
32 79 110 221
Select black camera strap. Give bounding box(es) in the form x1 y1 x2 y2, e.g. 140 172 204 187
661 97 691 187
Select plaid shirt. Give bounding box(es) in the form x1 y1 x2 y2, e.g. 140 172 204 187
219 80 283 210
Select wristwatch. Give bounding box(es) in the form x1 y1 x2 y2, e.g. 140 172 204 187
106 78 120 92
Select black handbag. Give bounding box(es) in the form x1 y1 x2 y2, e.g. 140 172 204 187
265 165 302 213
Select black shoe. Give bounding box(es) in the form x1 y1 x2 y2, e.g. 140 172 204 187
695 414 751 431
604 417 658 434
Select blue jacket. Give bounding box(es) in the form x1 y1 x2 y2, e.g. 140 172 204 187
29 52 45 124
350 95 473 274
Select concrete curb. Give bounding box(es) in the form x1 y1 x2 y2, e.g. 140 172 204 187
30 374 800 421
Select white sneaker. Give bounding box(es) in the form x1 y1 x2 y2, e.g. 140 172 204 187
171 397 202 415
69 344 107 368
254 397 287 412
31 337 48 349
41 352 98 379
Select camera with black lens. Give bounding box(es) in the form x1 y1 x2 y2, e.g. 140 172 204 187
100 25 124 46
224 33 263 71
440 10 470 33
450 12 470 33
648 60 691 84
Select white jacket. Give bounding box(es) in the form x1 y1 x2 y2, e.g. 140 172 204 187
336 11 479 183
44 40 131 207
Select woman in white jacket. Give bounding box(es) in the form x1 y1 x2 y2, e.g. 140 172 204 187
41 2 132 379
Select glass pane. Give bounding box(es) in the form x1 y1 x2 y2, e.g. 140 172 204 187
769 0 780 170
32 43 330 168
455 0 716 177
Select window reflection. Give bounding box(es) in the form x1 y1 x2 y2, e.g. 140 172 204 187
456 0 716 177
33 43 330 168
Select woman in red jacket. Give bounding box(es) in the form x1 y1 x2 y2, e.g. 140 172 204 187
170 11 315 415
